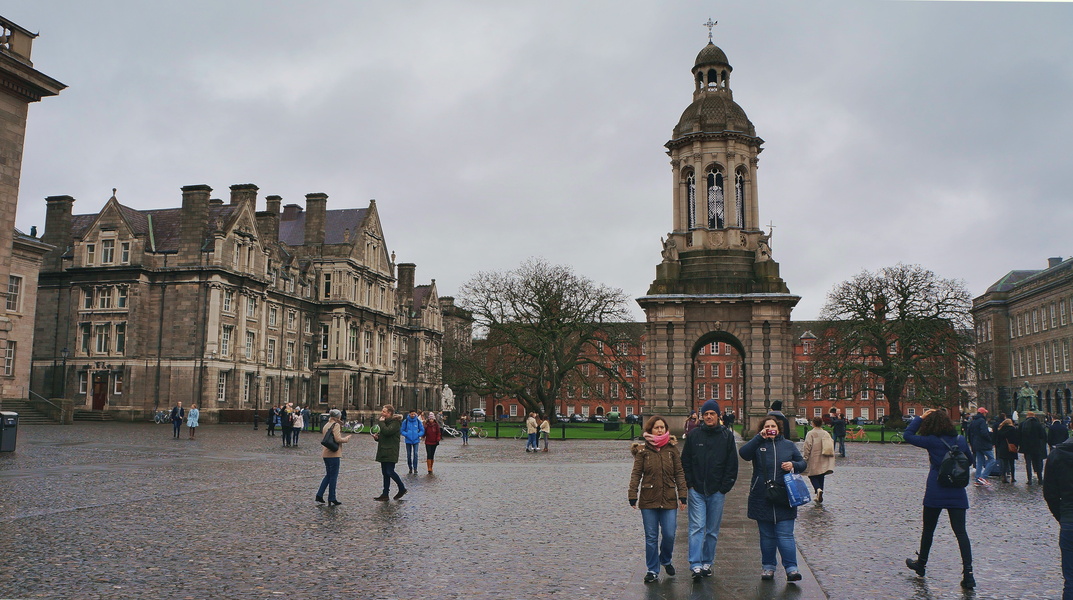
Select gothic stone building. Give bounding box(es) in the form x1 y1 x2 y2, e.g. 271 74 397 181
32 184 442 421
973 256 1073 417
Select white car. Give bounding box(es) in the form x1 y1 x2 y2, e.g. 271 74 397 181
795 417 810 426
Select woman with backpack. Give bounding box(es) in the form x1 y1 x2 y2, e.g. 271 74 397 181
903 409 975 589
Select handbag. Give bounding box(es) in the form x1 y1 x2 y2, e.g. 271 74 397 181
821 433 835 457
765 477 791 507
1007 441 1018 454
321 425 340 452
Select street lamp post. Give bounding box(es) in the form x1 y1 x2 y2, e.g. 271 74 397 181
59 347 69 399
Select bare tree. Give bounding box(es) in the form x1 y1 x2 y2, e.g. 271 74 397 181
454 258 634 421
806 264 973 426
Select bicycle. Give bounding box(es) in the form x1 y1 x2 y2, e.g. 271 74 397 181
441 424 461 437
514 427 528 440
887 431 904 444
342 421 364 433
153 410 170 424
469 426 489 439
846 426 869 443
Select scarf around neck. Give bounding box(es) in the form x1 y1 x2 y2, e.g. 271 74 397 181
645 431 670 448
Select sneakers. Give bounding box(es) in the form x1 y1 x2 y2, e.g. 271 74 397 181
816 489 823 503
905 558 926 577
691 567 703 581
643 572 657 584
961 570 976 589
761 570 775 580
974 478 992 487
787 571 802 582
663 564 676 576
700 565 712 577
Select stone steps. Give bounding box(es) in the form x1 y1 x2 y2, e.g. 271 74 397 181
0 399 58 424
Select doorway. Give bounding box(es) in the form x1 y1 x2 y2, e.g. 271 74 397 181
91 371 108 410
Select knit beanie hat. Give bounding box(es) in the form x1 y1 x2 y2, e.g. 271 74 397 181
700 399 721 415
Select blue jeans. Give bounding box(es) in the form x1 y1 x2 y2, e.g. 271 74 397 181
406 443 420 471
1061 521 1073 600
757 519 798 573
974 449 996 480
641 508 678 574
461 429 469 443
317 457 340 502
834 435 846 456
172 420 182 438
527 432 538 450
687 489 726 569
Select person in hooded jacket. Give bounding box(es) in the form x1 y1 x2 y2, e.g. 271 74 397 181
967 407 997 486
628 415 688 583
424 412 442 474
739 415 806 582
1044 435 1073 600
1050 417 1070 454
680 399 738 580
401 409 425 475
903 409 975 589
1020 411 1049 485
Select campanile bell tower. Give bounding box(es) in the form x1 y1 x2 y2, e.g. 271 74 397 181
637 29 799 434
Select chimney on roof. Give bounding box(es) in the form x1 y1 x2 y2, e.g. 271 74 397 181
179 184 212 263
1049 257 1064 269
256 194 282 246
43 195 74 270
281 204 302 221
397 263 416 308
304 193 327 246
230 183 258 206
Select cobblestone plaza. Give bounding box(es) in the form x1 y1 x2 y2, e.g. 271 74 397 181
0 424 1064 599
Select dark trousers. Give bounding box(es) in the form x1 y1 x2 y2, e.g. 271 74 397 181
281 427 293 446
1002 457 1017 481
834 435 846 456
916 506 972 571
808 474 826 492
1061 520 1073 600
172 420 181 438
1025 453 1045 481
381 462 405 494
291 428 300 446
317 457 340 502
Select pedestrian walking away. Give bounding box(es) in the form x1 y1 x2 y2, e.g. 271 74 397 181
994 417 1019 483
459 415 470 446
267 406 279 437
186 404 199 439
373 405 407 501
170 402 185 439
738 415 806 583
291 408 304 446
401 409 425 474
967 407 997 487
1044 435 1073 600
424 411 441 474
1021 411 1049 485
280 403 295 448
629 415 689 584
539 415 551 452
316 409 352 506
829 409 847 457
680 399 738 580
903 409 975 589
801 416 836 503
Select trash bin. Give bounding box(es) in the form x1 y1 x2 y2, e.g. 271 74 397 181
0 411 17 452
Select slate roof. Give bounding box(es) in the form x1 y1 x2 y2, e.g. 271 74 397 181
413 285 432 309
984 270 1043 294
279 208 366 246
695 42 729 68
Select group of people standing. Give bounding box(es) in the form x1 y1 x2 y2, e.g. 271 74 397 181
266 403 311 447
524 412 551 452
967 407 1069 486
316 405 409 506
628 399 808 584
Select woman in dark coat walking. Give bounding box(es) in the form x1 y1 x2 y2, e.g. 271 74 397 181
994 418 1020 483
903 409 975 589
738 416 807 582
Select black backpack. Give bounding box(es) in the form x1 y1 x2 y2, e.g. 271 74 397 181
936 437 970 488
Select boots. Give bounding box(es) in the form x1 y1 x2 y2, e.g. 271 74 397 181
905 557 926 577
961 569 975 589
427 459 433 474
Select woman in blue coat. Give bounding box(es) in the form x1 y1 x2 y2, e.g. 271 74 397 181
903 409 975 589
738 415 807 582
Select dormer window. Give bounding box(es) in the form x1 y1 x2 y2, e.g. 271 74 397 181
120 242 131 264
86 243 96 266
101 239 115 264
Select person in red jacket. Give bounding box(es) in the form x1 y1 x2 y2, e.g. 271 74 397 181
424 412 442 474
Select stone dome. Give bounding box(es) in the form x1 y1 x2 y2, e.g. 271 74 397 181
672 94 756 139
695 42 729 68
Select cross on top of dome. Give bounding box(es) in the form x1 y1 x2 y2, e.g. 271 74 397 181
702 18 718 43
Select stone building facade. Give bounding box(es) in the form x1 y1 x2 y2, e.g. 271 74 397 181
32 185 442 421
0 16 64 406
637 38 799 434
973 256 1073 416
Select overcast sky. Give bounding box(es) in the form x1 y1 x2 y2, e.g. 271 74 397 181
7 1 1073 320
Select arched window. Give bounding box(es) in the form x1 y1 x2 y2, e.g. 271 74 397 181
707 168 724 229
686 171 697 230
707 69 718 90
735 170 745 228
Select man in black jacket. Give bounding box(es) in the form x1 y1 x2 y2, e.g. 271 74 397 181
1050 417 1070 454
967 407 997 487
1020 411 1049 485
1043 437 1073 600
680 399 738 580
829 409 847 458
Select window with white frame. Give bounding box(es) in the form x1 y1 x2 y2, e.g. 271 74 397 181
83 288 94 309
79 372 88 394
907 408 916 416
726 383 733 399
267 338 276 365
877 407 885 418
268 305 278 328
86 243 95 265
115 323 125 354
245 331 255 359
711 385 719 399
1064 341 1071 372
6 275 21 312
287 310 296 330
120 241 130 264
246 296 256 319
697 383 705 399
98 287 113 309
113 372 123 394
80 323 91 354
217 372 228 402
610 382 619 398
581 406 590 417
509 404 518 417
321 324 330 360
94 324 110 354
845 408 854 420
814 407 822 417
221 326 233 356
860 408 869 419
2 340 14 376
117 287 127 308
286 341 295 368
223 290 234 313
1033 310 1040 333
861 389 869 400
626 406 634 415
1052 303 1058 328
101 239 115 264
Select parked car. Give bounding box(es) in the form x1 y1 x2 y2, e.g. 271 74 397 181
625 414 642 424
570 414 587 423
589 415 608 423
470 408 487 419
795 417 810 426
853 418 873 426
554 413 569 423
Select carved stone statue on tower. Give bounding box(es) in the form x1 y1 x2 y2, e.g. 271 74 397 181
755 233 771 262
661 236 679 263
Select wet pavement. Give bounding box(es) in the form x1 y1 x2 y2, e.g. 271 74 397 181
0 424 1065 599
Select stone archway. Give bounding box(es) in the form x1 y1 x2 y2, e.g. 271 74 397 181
689 331 746 419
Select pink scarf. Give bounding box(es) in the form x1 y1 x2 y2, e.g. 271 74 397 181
644 431 670 448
